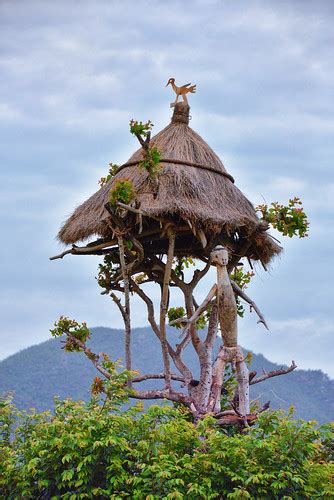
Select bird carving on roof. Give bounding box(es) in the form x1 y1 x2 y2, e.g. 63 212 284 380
166 78 196 107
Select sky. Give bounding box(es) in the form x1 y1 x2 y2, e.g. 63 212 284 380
1 0 333 377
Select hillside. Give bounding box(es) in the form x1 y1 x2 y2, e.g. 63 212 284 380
1 327 333 423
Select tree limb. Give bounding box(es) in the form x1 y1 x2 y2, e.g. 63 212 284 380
130 278 193 382
231 280 269 330
128 388 193 407
170 284 216 329
50 240 117 260
66 335 111 380
132 373 185 383
110 292 127 324
250 361 297 385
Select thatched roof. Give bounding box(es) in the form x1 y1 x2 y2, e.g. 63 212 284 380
58 103 281 265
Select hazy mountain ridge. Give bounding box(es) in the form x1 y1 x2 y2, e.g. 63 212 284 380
1 327 333 423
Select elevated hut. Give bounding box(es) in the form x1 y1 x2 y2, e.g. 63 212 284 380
52 89 292 423
57 102 281 268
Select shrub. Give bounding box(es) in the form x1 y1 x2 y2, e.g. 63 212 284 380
1 395 333 499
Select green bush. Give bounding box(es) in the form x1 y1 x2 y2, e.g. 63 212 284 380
1 395 333 499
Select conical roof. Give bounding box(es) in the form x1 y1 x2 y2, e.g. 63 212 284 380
58 103 281 266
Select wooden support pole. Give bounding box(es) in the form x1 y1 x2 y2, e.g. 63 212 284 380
159 230 175 389
117 236 132 387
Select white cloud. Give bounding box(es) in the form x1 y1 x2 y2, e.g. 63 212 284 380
0 0 333 380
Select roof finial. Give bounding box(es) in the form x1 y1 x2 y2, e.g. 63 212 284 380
166 78 196 108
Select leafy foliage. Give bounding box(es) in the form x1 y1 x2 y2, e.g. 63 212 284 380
257 197 309 238
109 178 136 206
96 254 120 291
173 256 195 278
139 145 161 178
1 393 333 499
50 316 90 352
168 306 207 331
130 119 162 179
167 306 186 329
129 119 153 137
230 267 255 317
98 163 119 187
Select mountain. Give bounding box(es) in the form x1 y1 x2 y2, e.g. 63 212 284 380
1 327 333 423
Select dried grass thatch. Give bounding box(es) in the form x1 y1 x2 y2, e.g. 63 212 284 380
58 103 281 265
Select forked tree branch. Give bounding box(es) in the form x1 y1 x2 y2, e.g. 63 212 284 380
66 334 192 406
130 278 193 382
250 361 297 385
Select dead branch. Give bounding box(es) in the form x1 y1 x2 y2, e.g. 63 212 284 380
151 255 187 292
250 361 297 385
189 259 212 288
170 284 216 330
128 388 193 407
66 335 111 380
216 414 258 426
132 373 185 383
129 278 193 382
258 401 271 413
50 240 117 260
110 292 127 324
231 280 269 330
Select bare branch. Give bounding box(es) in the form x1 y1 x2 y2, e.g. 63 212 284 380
67 335 111 380
231 280 269 330
250 361 297 385
132 373 185 383
50 240 117 260
189 259 212 288
130 278 193 382
110 292 127 324
128 388 192 407
130 279 160 337
171 284 216 330
151 255 187 292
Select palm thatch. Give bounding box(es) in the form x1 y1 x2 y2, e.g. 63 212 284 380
58 103 281 265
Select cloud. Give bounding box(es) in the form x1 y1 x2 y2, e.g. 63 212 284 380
0 0 333 381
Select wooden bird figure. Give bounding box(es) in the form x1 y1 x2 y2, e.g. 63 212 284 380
166 78 196 107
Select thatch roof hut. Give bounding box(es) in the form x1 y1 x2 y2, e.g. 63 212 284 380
57 103 281 267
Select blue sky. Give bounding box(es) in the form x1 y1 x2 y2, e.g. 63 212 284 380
1 0 333 377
